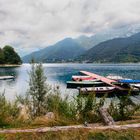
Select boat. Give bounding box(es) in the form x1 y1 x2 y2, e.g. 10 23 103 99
79 86 115 94
131 83 140 89
106 75 124 80
67 81 106 88
72 75 96 81
66 71 140 95
118 79 140 84
0 76 15 80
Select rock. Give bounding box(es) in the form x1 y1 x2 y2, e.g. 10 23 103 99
18 105 30 120
45 112 55 120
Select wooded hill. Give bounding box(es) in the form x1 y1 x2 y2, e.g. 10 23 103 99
77 32 140 63
0 45 22 64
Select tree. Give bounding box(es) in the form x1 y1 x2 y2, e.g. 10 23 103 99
3 45 22 64
0 48 4 64
27 63 49 117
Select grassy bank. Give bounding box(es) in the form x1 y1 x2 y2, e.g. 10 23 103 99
0 128 140 140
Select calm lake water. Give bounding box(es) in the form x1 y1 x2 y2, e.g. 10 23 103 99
0 63 140 101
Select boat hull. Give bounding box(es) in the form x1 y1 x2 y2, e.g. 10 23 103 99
0 76 15 80
78 88 140 97
67 81 107 88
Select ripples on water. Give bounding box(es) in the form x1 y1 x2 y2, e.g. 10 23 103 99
0 63 140 101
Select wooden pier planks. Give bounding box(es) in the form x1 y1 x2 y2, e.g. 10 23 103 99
80 71 125 90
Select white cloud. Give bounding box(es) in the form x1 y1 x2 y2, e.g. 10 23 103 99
0 0 140 56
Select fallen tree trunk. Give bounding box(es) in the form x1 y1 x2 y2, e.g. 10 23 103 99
0 123 140 134
99 107 115 126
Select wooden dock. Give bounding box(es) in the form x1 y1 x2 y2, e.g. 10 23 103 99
80 71 126 90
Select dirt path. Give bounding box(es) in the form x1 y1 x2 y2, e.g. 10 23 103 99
0 123 140 134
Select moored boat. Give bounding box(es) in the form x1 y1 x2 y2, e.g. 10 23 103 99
0 76 15 80
72 75 96 81
79 86 115 94
106 75 124 80
67 81 106 88
67 71 140 96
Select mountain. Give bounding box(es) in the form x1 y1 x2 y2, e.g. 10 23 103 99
22 38 86 63
75 33 114 50
78 32 140 63
75 24 140 50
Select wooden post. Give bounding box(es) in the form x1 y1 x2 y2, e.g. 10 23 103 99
99 107 115 126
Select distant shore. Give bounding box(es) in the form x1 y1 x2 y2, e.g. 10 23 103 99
0 64 22 67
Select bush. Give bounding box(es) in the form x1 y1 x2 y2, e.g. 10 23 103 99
46 87 77 121
74 94 106 123
27 63 50 118
108 95 140 121
0 92 19 127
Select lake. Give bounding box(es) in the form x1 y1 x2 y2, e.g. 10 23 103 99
0 63 140 101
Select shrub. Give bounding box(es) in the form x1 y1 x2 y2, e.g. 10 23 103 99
108 95 140 121
46 87 77 121
74 94 106 123
0 92 19 127
27 63 50 118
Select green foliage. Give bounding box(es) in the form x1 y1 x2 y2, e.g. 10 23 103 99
27 63 50 118
46 88 76 120
0 92 19 127
74 94 106 123
108 95 140 121
0 45 22 64
0 48 4 64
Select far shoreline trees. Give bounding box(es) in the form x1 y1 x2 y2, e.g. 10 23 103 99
0 45 22 65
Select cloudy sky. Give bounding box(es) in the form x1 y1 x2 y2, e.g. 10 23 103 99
0 0 140 56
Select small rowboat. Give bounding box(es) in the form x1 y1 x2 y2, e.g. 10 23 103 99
72 75 96 81
79 87 115 94
67 81 107 88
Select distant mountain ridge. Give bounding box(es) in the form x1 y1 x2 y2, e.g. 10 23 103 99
78 32 140 63
22 31 140 63
75 25 140 49
22 38 85 63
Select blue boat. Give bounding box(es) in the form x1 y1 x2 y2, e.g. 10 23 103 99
118 79 140 84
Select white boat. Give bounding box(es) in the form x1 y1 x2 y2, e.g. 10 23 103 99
79 86 115 94
0 76 15 80
130 83 140 88
106 75 124 80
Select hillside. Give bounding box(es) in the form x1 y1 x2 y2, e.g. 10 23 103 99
22 38 85 63
0 45 22 64
78 32 140 63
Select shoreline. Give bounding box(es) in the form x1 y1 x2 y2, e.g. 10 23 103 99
0 64 22 67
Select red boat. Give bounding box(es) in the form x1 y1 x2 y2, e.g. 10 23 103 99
72 75 96 81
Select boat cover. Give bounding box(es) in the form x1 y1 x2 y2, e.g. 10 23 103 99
118 79 140 83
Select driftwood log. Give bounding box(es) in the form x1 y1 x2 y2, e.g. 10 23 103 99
0 123 140 134
99 107 115 126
